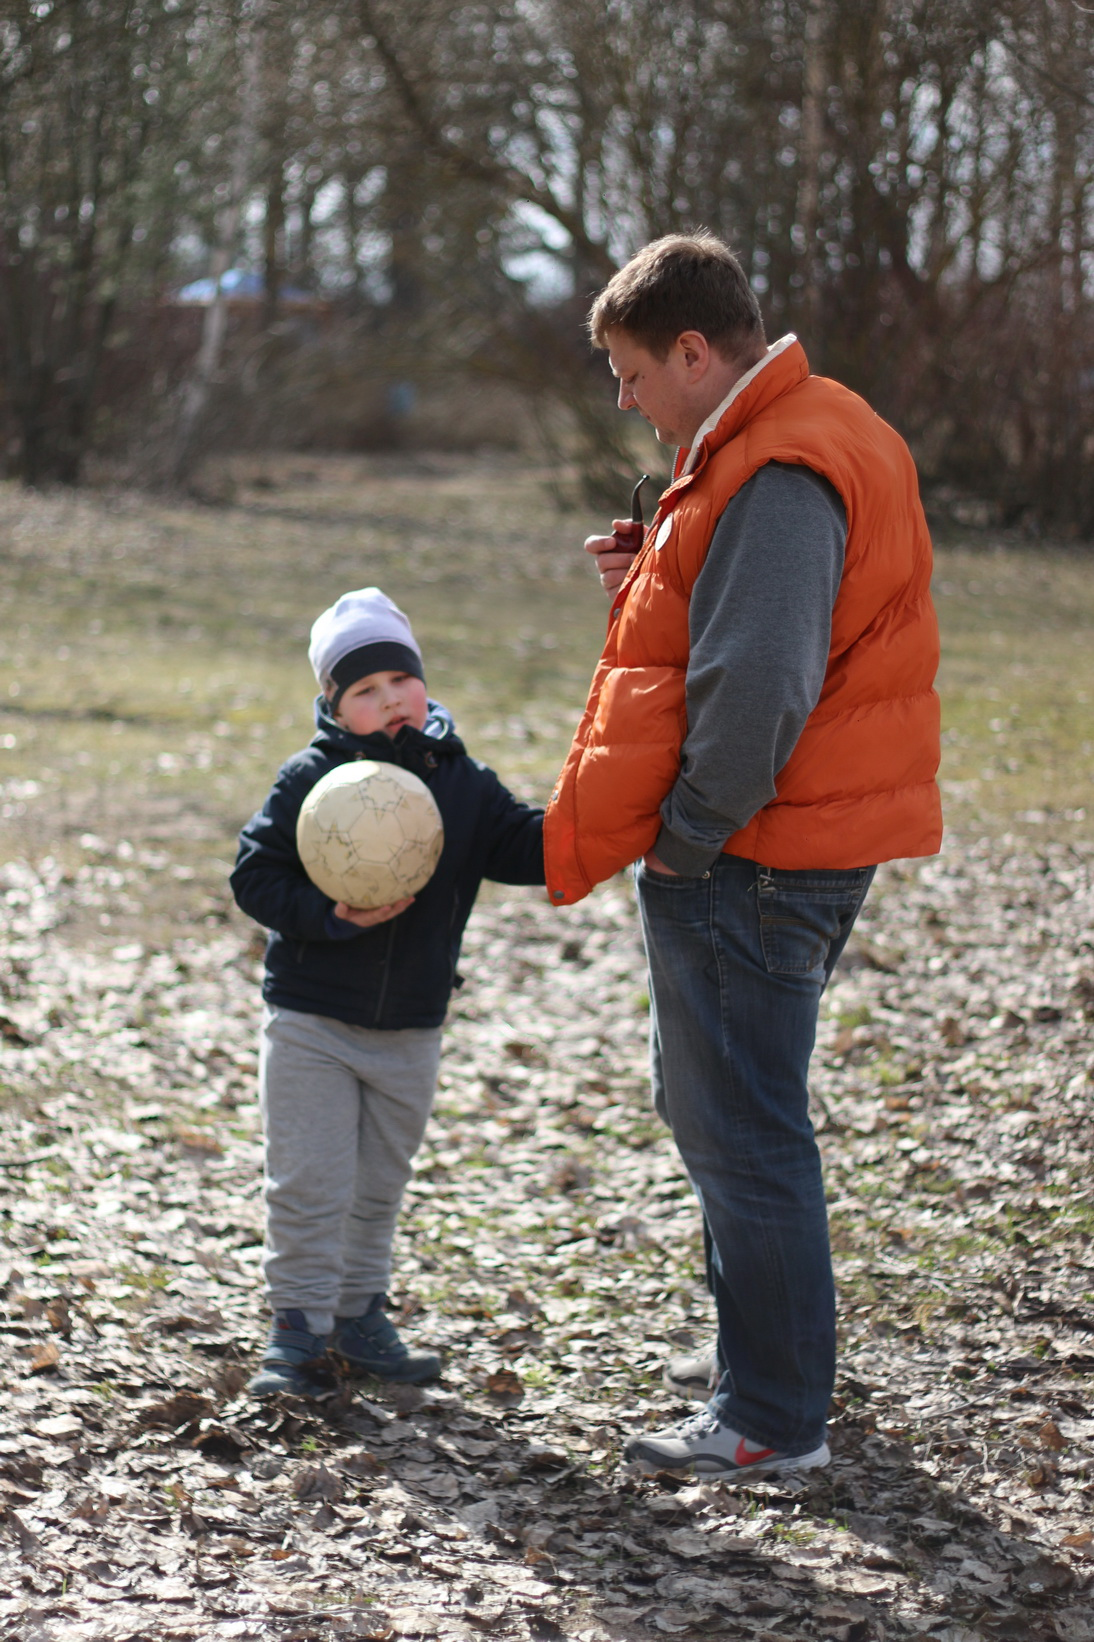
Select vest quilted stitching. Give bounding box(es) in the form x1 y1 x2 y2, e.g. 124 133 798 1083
545 340 942 905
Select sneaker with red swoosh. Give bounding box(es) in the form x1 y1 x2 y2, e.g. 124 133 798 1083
623 1406 830 1476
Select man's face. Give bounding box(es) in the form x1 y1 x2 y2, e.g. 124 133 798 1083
606 329 701 448
333 669 429 739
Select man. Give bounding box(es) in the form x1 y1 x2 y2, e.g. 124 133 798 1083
544 233 941 1478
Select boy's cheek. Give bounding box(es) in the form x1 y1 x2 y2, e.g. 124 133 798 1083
408 681 430 728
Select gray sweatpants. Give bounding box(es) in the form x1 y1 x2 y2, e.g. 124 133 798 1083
259 1005 442 1336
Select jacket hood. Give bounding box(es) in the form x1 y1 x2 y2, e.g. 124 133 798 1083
310 694 465 761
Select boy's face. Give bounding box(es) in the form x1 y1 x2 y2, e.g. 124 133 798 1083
333 669 429 738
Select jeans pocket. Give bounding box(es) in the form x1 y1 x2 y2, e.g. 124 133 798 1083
636 860 705 889
757 868 871 979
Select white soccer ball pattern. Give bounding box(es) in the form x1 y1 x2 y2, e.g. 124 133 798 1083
296 761 444 909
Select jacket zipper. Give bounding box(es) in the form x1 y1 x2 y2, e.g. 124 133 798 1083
372 917 397 1027
344 738 437 1023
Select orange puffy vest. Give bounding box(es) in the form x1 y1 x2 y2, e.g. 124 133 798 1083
544 337 941 906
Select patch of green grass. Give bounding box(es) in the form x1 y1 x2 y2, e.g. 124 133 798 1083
933 545 1094 838
0 458 611 943
519 1363 555 1389
0 469 1092 957
1057 1202 1094 1235
769 1516 816 1545
117 1262 171 1292
936 1231 997 1258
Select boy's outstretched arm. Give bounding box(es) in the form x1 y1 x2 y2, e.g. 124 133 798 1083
480 772 546 885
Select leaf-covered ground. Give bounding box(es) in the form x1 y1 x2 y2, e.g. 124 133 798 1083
1 832 1092 1642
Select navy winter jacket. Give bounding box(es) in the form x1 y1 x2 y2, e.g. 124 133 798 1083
231 698 544 1029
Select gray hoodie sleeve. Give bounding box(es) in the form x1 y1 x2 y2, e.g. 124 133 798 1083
653 461 847 876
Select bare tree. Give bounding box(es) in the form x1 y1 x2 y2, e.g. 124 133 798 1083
6 0 1094 527
0 0 223 485
170 3 262 483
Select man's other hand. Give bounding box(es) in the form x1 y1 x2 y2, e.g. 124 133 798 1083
585 518 643 594
334 897 414 926
642 850 680 876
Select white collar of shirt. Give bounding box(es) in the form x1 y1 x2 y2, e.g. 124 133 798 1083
678 333 799 477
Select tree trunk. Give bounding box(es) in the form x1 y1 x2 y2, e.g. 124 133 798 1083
263 163 285 329
795 0 827 345
170 13 263 484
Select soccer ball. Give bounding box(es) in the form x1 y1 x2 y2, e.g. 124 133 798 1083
296 761 444 909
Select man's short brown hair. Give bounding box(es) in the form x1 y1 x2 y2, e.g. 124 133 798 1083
588 231 765 361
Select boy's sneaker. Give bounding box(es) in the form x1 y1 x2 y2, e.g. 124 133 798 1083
663 1344 718 1400
624 1406 830 1477
330 1296 441 1385
247 1310 339 1400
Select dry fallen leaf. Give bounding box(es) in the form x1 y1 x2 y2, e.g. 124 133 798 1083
32 1414 82 1438
291 1462 343 1502
485 1368 524 1405
1054 1612 1094 1642
173 1127 224 1157
28 1340 60 1373
651 1607 712 1636
138 1392 215 1429
45 1298 72 1334
342 1448 384 1476
520 1522 555 1550
70 1494 111 1524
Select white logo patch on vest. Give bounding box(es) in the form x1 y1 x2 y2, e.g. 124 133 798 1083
654 514 674 550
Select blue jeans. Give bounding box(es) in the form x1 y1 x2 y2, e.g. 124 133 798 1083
636 853 875 1454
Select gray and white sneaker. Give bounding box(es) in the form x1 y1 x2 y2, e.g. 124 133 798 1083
662 1344 718 1400
624 1405 830 1477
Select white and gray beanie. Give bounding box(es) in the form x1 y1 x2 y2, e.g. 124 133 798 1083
308 587 424 710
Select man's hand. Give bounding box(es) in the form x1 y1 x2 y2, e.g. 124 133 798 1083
642 850 680 876
333 897 414 927
585 519 643 595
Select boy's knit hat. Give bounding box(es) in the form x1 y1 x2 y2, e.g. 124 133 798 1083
308 588 424 710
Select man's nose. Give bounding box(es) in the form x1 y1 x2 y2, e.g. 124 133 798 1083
618 382 635 411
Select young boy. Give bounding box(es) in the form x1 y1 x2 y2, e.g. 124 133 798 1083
231 587 544 1398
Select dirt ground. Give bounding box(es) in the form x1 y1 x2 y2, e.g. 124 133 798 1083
0 835 1092 1642
0 466 1092 1641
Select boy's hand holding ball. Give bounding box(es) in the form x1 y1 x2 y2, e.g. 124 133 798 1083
334 897 415 927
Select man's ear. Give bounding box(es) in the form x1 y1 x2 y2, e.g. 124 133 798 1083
676 330 712 376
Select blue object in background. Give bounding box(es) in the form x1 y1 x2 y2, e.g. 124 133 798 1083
386 382 417 419
175 268 315 305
